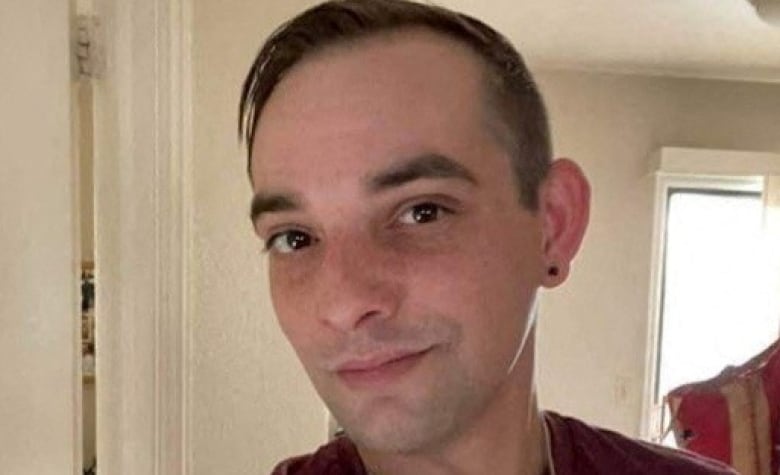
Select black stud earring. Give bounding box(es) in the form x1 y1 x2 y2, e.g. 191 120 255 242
548 265 559 277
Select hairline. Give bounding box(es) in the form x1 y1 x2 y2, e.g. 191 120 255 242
248 25 523 192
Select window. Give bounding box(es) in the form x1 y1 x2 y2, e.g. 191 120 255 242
646 176 780 444
642 147 780 442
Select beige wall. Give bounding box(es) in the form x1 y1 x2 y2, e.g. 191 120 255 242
190 1 780 472
0 1 78 473
192 2 325 474
78 80 96 469
82 381 96 467
78 81 95 262
535 71 780 437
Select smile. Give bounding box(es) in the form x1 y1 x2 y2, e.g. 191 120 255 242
335 347 433 388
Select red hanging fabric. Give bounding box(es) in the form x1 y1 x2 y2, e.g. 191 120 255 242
666 338 780 475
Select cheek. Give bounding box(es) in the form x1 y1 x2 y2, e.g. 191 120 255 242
268 262 315 350
403 227 541 367
406 218 541 308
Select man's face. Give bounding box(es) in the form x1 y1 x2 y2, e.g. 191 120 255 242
250 30 546 452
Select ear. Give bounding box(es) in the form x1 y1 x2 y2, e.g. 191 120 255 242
539 159 590 288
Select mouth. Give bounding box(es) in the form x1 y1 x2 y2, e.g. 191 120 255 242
335 347 433 388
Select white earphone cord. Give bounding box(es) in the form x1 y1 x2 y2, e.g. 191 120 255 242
506 294 539 375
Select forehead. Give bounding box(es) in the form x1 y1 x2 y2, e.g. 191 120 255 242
249 29 497 186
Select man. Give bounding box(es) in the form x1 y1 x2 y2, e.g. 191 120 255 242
238 1 737 474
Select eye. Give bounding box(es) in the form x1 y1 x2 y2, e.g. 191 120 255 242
398 202 448 225
265 230 315 254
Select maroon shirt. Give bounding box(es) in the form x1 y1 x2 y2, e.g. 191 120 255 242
271 411 737 474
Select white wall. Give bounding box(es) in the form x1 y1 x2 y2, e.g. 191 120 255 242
535 71 780 437
189 2 780 471
0 1 78 473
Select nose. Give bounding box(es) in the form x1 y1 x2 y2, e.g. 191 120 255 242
314 233 403 333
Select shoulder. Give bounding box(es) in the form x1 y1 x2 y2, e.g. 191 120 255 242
543 411 738 475
270 436 366 475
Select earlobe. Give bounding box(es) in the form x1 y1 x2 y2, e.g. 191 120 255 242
539 159 590 289
543 262 569 287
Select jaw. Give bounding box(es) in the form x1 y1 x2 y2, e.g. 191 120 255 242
351 334 542 474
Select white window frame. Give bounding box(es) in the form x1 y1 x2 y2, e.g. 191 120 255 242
641 147 780 442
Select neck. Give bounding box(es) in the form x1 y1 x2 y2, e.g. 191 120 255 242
358 337 547 475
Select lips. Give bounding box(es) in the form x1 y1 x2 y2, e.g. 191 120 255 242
334 347 432 388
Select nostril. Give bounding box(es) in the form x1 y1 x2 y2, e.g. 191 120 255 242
357 309 384 324
320 307 391 334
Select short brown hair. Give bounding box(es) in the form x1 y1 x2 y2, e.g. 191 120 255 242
239 0 551 209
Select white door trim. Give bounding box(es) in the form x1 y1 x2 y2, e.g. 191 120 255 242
93 0 192 473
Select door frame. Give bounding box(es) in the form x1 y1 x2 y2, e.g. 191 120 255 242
93 0 193 472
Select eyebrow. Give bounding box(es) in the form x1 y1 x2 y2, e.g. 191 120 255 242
249 192 301 223
368 153 478 192
249 153 477 223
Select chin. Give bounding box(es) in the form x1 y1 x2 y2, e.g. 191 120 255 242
330 388 479 455
315 350 505 454
343 412 456 454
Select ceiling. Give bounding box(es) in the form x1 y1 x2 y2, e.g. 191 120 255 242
439 0 780 83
